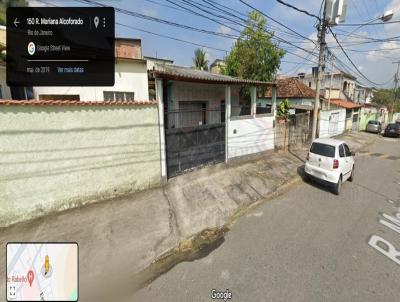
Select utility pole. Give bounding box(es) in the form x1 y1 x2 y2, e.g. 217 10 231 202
328 51 335 110
392 61 400 120
311 3 328 141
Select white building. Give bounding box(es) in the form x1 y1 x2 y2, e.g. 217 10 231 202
34 38 149 101
297 70 357 101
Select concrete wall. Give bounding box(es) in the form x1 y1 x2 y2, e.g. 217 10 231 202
359 107 378 131
319 109 346 138
0 104 161 227
259 97 313 107
228 115 274 158
33 60 149 101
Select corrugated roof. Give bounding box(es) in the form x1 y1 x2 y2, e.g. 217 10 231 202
329 99 362 109
262 78 317 99
150 64 276 86
0 100 157 106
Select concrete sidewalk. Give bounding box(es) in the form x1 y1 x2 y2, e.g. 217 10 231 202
0 131 377 301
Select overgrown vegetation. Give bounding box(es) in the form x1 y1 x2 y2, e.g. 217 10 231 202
373 88 400 113
277 98 290 118
222 11 285 82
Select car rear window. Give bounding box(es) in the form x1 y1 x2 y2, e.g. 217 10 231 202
368 120 378 125
310 142 335 158
388 124 397 129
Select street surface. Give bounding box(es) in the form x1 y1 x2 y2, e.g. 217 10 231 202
133 136 400 302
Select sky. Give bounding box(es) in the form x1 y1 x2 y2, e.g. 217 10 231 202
29 0 400 88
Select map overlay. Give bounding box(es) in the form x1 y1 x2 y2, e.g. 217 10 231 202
7 243 78 301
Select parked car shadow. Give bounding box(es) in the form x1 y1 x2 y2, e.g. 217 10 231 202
297 164 334 194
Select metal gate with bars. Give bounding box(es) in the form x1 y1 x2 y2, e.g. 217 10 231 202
165 107 225 178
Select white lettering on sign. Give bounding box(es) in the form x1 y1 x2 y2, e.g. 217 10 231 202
368 235 400 266
379 212 400 235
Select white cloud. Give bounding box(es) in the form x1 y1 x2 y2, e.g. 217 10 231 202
217 25 232 35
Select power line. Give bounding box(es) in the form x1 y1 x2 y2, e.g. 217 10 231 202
77 0 239 39
238 0 317 46
116 22 228 53
337 20 400 26
275 0 320 20
328 26 392 86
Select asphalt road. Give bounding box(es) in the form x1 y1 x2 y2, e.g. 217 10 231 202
133 136 400 302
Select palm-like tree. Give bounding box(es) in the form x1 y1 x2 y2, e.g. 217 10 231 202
193 48 209 71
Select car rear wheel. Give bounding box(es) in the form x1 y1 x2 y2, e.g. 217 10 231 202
333 176 342 195
348 166 354 182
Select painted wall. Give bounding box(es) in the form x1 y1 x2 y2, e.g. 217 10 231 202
169 81 240 127
0 104 161 227
33 60 149 101
359 107 378 131
228 115 274 158
259 97 313 107
319 109 346 138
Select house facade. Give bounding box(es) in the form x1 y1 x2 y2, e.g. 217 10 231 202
33 38 149 101
297 71 357 101
259 78 317 110
149 64 277 178
210 59 226 74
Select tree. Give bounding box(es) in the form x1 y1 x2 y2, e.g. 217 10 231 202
193 48 209 71
373 88 400 113
0 0 28 25
277 98 290 118
222 11 285 82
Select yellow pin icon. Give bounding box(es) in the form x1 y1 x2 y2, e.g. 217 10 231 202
45 255 49 275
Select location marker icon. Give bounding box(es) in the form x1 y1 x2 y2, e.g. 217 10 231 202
94 16 99 28
27 270 34 287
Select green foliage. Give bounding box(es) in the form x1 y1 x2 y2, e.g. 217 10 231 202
222 11 285 82
373 88 400 112
193 48 209 71
0 0 27 25
277 99 290 117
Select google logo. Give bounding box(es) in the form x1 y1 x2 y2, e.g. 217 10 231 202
27 42 35 55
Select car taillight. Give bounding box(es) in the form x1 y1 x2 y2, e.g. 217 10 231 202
333 159 339 169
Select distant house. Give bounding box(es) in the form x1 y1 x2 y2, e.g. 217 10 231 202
297 70 357 101
354 84 374 104
209 59 226 74
145 56 174 100
145 56 174 71
329 99 362 131
33 38 149 101
259 78 318 114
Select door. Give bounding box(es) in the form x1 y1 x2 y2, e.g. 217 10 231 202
329 112 339 136
343 143 353 179
352 113 359 131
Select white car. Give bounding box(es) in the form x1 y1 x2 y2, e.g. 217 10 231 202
304 138 355 195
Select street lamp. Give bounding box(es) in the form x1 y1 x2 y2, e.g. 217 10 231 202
381 10 394 22
342 10 394 42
